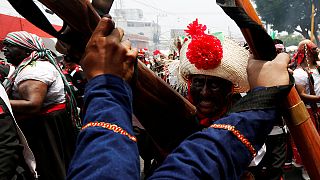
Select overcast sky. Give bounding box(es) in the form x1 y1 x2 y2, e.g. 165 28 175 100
110 0 244 40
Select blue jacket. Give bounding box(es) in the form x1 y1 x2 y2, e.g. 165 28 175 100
67 75 280 180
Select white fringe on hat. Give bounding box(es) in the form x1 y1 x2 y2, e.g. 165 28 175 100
179 37 250 93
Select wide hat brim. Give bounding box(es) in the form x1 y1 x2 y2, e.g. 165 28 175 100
179 37 250 93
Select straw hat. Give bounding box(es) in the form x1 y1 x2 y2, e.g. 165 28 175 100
179 20 250 93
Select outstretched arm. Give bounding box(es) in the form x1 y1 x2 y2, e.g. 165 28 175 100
67 17 139 179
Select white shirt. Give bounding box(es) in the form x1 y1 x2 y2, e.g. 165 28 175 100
293 67 320 96
12 61 65 107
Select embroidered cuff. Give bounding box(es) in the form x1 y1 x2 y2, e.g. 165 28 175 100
82 122 137 142
210 124 256 157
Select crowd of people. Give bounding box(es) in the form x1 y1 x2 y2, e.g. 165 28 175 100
0 10 319 180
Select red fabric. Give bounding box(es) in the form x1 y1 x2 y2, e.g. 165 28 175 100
153 50 161 56
198 117 212 127
307 107 320 133
0 14 62 40
291 41 318 65
187 79 193 103
41 103 66 114
292 106 320 166
0 105 4 115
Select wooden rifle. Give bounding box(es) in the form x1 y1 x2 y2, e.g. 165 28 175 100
216 0 320 178
7 0 197 159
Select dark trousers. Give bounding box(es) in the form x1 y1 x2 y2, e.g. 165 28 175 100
249 133 287 180
19 109 77 180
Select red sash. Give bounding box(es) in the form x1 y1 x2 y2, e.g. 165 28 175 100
41 103 66 114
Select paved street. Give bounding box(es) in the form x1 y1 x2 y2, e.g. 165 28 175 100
284 166 304 180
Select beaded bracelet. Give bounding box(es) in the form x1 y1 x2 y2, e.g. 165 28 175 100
82 122 137 142
210 124 257 157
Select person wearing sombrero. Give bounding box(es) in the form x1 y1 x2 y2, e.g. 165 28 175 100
178 19 250 128
139 20 252 176
176 19 267 178
66 17 292 179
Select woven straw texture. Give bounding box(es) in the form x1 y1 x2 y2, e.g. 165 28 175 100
179 37 250 93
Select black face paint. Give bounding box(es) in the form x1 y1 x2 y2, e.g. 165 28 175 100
190 74 233 118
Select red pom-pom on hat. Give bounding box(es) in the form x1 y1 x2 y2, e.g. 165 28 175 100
184 19 223 70
185 19 207 37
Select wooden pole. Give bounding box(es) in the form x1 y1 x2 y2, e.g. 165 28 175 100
311 0 316 42
232 0 320 178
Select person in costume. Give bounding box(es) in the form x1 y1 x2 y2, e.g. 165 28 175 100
179 19 283 179
141 19 251 177
1 31 80 180
292 39 320 180
179 19 250 128
67 17 291 179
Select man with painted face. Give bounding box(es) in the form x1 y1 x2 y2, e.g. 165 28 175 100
177 20 270 179
67 17 292 179
178 19 250 128
189 75 235 125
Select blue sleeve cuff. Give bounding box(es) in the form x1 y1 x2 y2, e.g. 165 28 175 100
83 74 133 130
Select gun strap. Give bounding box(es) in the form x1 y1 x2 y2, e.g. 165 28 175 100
219 6 276 61
227 85 292 114
8 0 61 38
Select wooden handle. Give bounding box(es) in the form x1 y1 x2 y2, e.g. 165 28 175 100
235 0 320 178
284 87 320 179
133 62 197 153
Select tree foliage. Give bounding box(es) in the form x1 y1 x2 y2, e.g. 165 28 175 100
276 34 305 47
254 0 319 44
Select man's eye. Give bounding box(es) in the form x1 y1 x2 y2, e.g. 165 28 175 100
206 82 220 90
193 80 204 87
210 84 219 90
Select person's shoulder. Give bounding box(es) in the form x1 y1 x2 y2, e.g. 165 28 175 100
293 68 307 75
34 60 58 71
20 60 56 77
24 60 49 68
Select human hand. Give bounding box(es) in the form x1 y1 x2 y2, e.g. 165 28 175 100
81 17 138 81
247 53 290 89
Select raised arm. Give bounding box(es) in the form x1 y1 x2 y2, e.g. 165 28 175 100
67 17 138 179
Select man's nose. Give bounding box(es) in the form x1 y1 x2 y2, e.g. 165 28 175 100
200 84 210 97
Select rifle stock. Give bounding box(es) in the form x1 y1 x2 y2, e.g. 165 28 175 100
218 0 320 178
37 0 197 157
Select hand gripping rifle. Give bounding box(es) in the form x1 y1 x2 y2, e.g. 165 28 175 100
7 0 197 159
216 0 320 178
